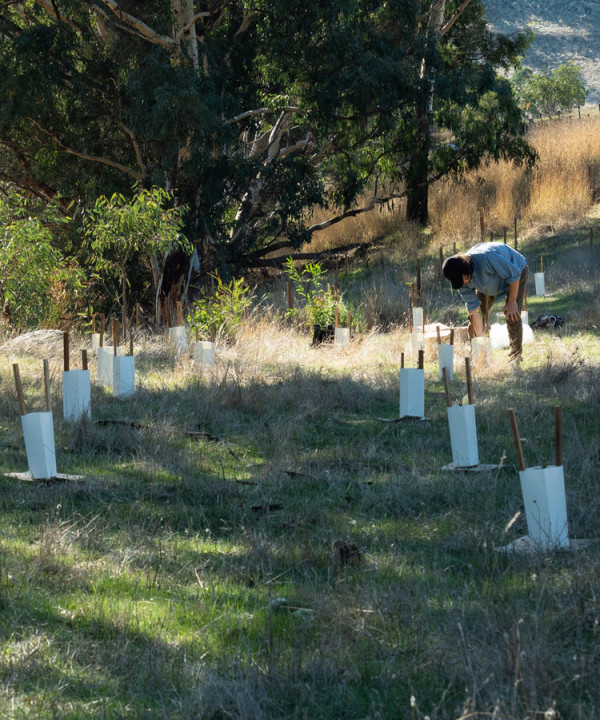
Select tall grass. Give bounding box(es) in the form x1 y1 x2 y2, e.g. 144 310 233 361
305 118 600 253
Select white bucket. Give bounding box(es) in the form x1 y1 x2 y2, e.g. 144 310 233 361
534 272 545 297
21 411 57 479
519 465 569 549
447 404 479 468
112 356 135 398
489 323 509 349
62 370 91 422
438 343 454 382
399 368 425 419
169 326 187 352
195 340 215 367
334 327 350 348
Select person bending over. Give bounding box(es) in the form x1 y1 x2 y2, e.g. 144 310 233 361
442 242 528 361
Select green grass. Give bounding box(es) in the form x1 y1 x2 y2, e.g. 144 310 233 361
1 222 600 719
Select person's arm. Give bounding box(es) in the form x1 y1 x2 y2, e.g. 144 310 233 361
468 308 484 336
503 278 520 321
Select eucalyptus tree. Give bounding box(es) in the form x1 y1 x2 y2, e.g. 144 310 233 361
0 0 533 297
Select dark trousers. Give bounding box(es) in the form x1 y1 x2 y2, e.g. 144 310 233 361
476 267 529 358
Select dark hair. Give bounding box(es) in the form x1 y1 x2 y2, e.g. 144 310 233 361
442 254 472 290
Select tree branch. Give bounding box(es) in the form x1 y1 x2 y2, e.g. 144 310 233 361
174 8 224 43
116 120 146 178
30 118 144 182
94 0 175 49
225 106 301 125
439 0 474 35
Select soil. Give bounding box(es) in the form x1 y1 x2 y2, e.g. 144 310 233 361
484 0 600 104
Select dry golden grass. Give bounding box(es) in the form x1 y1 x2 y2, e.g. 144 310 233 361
300 118 600 254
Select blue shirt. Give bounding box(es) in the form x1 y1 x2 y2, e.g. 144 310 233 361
459 242 527 312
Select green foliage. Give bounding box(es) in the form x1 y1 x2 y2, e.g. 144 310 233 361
512 62 588 117
284 257 358 331
84 186 189 312
0 195 84 329
0 0 535 276
188 275 254 341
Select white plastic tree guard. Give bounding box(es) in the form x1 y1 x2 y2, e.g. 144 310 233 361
334 327 350 348
519 465 569 548
409 331 424 356
412 306 424 332
21 411 57 480
509 407 569 550
97 346 121 386
399 351 425 419
438 343 454 382
169 326 188 352
63 370 91 421
471 336 491 363
195 340 215 367
399 368 424 418
521 310 529 325
112 355 135 397
534 272 545 296
447 404 479 468
62 333 91 422
13 361 57 480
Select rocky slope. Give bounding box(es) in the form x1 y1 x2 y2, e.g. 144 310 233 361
484 0 600 104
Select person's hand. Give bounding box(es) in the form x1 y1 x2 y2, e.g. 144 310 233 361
504 301 519 322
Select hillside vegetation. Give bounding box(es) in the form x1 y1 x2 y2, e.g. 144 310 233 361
0 119 599 719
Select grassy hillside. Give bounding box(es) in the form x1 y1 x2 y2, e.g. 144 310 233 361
1 212 599 718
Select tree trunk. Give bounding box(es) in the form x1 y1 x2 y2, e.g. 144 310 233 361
406 0 446 225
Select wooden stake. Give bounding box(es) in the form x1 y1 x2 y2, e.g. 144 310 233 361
503 227 507 244
436 325 442 344
465 357 473 405
335 306 339 328
92 314 96 334
450 329 455 346
129 335 134 356
195 326 199 342
416 259 421 299
418 349 424 370
514 216 518 250
410 282 415 309
63 331 70 372
12 364 26 416
400 352 404 369
113 319 120 356
408 305 413 333
176 301 183 326
555 405 563 467
540 255 544 273
509 409 526 471
439 246 444 288
442 366 452 408
81 349 88 371
210 323 216 343
99 314 105 348
524 288 528 311
286 281 292 311
136 303 141 328
43 359 51 412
